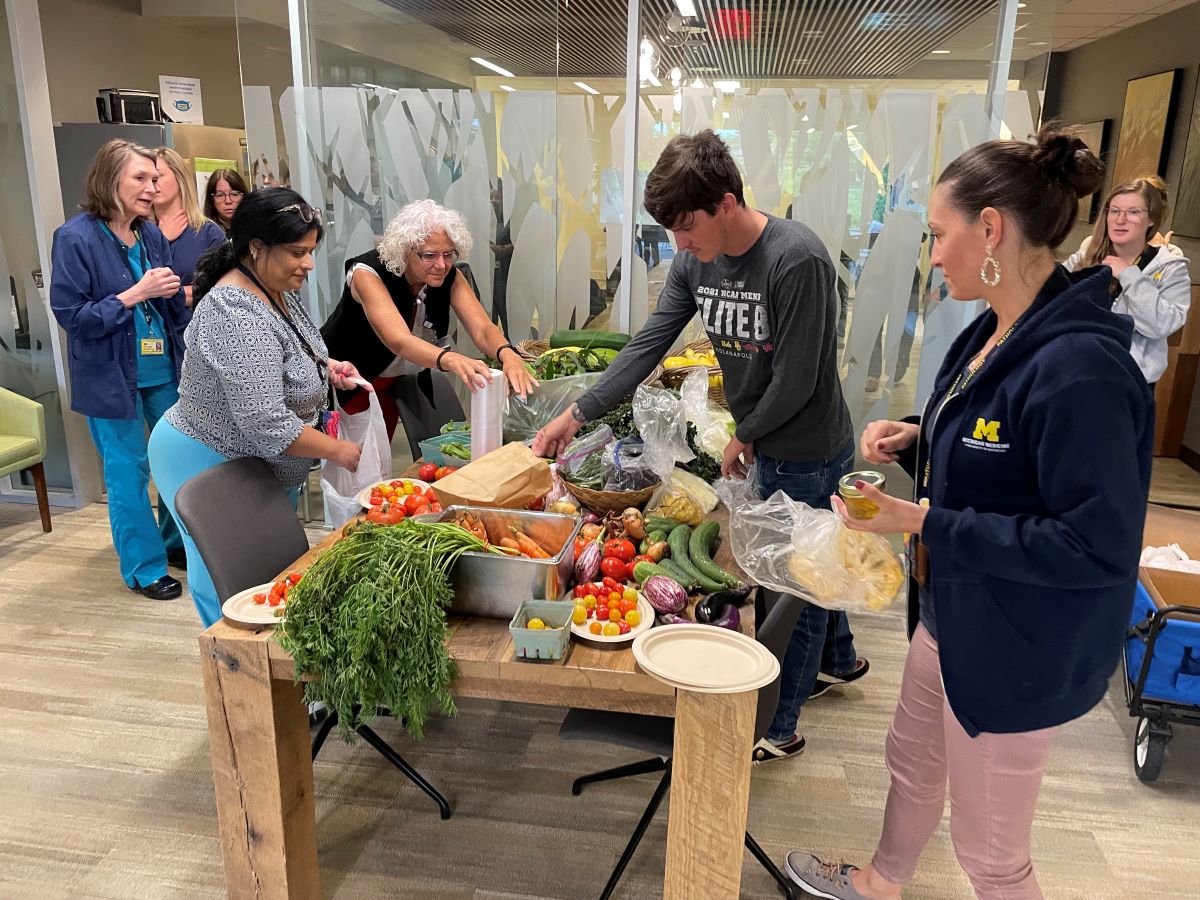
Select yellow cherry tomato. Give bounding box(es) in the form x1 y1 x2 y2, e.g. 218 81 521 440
623 588 638 603
602 622 620 636
572 606 587 625
624 609 641 627
527 617 545 630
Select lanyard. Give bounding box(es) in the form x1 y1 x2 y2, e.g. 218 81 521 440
236 264 328 380
105 224 155 328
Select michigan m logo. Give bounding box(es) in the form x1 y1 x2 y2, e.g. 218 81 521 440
973 419 1001 442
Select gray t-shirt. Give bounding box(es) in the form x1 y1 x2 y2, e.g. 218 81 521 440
577 214 852 461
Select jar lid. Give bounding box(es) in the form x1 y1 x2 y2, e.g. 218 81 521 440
838 470 886 498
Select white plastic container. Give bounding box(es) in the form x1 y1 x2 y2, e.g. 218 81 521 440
470 368 507 460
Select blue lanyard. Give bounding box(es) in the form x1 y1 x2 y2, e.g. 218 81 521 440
104 223 155 327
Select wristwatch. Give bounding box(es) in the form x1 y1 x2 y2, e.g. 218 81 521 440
570 402 587 424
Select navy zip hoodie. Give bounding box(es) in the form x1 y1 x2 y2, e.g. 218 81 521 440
911 264 1152 736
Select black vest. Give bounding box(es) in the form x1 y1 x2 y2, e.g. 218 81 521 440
320 248 456 382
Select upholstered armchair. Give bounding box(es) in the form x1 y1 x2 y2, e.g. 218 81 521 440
0 387 51 532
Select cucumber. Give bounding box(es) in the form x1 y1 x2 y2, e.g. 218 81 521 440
668 524 727 594
633 560 692 590
656 559 700 590
549 329 631 352
646 515 685 534
688 520 740 588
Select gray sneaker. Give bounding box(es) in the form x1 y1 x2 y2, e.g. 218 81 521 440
784 852 872 899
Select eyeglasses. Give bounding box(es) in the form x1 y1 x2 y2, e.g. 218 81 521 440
279 202 321 224
213 191 244 201
415 250 460 264
1106 206 1147 220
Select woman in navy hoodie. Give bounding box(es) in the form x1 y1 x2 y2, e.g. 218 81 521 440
787 128 1153 899
50 139 190 601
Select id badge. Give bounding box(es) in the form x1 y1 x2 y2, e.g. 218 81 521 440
140 338 165 356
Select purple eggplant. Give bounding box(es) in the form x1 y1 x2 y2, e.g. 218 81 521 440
707 602 741 631
695 587 752 624
642 574 688 614
657 613 691 625
574 539 602 584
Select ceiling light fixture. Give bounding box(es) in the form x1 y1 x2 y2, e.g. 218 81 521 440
675 0 698 16
713 80 741 92
471 57 515 78
692 77 705 89
500 85 515 92
1029 40 1048 46
931 49 951 54
575 81 600 95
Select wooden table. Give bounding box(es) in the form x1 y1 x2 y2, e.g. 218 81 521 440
199 509 757 899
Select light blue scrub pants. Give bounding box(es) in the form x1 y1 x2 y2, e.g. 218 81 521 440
149 418 301 628
86 383 184 590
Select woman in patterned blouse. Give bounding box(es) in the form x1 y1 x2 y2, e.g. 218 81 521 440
148 188 368 627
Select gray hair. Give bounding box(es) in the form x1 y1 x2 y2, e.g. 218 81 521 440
377 199 474 276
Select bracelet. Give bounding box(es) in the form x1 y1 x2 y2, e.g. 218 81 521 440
436 347 453 371
496 342 519 362
570 402 588 424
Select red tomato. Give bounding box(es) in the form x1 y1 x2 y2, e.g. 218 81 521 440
366 507 385 524
603 539 636 562
404 494 425 514
286 572 302 586
430 502 443 514
602 576 622 593
252 593 267 605
632 554 654 568
617 621 632 635
389 480 404 489
599 557 629 581
418 463 438 482
425 487 437 500
381 504 405 525
268 595 282 607
369 492 384 507
573 585 587 599
435 466 451 481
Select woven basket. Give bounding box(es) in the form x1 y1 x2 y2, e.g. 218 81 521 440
516 339 550 359
659 337 727 408
562 479 660 516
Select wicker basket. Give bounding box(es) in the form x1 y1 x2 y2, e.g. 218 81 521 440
659 337 727 408
562 479 660 516
516 339 549 359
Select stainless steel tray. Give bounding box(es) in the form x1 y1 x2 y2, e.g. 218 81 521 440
427 506 581 619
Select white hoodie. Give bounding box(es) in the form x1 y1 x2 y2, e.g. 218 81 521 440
1064 237 1192 383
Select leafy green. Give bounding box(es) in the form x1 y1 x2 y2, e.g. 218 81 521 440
580 397 638 440
681 422 723 484
276 519 495 741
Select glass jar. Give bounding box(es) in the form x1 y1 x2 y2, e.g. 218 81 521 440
838 470 886 520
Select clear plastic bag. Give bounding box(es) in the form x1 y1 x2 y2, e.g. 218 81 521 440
680 369 735 461
632 384 693 483
557 424 613 476
602 437 659 491
726 489 905 613
504 371 606 444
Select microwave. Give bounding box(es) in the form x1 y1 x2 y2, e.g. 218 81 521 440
96 89 161 125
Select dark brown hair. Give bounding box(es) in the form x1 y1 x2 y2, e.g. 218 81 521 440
1085 174 1169 266
643 130 744 229
203 168 250 226
80 139 158 222
936 124 1104 250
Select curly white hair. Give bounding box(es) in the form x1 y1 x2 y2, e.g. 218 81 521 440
377 199 474 277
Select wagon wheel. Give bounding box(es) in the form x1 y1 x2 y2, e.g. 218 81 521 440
1134 716 1168 783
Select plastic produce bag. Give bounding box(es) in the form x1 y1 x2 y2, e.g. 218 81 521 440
504 371 606 444
680 369 735 461
321 391 390 528
558 424 613 477
603 437 659 491
723 488 904 613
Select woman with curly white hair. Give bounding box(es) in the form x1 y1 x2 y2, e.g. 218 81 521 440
322 199 537 442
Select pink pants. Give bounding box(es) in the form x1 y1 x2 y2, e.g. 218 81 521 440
871 625 1057 899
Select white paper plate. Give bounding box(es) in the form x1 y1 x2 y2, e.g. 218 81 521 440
631 624 779 693
570 596 655 646
221 582 287 627
355 478 433 510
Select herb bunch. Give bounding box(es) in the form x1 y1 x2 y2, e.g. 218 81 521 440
276 519 494 741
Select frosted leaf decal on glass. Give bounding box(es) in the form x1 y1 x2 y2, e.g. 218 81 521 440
559 95 593 203
793 133 850 271
680 88 714 134
557 229 591 332
737 99 781 214
508 203 556 340
243 85 280 190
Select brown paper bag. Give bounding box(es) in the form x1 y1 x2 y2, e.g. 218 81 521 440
431 442 552 509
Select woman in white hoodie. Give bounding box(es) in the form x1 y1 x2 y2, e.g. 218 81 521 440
1065 175 1191 385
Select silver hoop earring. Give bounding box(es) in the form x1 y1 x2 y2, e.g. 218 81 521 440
980 245 1001 287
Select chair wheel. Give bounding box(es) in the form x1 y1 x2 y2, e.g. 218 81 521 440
1134 716 1168 783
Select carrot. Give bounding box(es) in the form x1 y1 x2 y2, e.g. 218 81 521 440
499 537 521 551
510 527 551 559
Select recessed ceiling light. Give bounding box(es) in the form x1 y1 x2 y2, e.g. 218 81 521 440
713 80 741 92
500 85 515 92
932 49 951 54
1017 2 1027 7
575 81 599 95
471 57 515 78
802 30 823 37
1029 40 1048 46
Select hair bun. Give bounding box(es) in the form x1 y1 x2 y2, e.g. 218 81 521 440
1031 126 1104 200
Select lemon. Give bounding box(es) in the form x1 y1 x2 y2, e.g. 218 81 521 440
527 617 546 630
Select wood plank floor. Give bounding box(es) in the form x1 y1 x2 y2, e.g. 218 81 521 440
1 495 1198 899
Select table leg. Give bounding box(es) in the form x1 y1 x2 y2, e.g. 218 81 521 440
200 633 321 899
663 689 756 900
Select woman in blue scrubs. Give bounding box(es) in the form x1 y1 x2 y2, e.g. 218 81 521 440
49 139 190 601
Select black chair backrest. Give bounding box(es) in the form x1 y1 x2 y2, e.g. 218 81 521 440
173 457 310 603
752 589 808 743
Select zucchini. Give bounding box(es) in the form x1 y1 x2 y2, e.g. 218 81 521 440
656 558 700 590
646 515 685 534
549 329 631 352
688 520 740 588
668 524 727 594
633 560 692 590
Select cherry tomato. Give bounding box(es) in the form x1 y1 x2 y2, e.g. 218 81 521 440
600 557 629 582
435 466 451 480
589 621 603 635
252 593 267 605
603 539 636 562
286 572 302 586
602 576 623 593
418 462 438 482
430 502 443 514
624 609 641 627
617 621 631 635
608 607 622 623
573 585 587 599
268 594 282 607
618 599 635 615
574 535 590 560
389 480 404 489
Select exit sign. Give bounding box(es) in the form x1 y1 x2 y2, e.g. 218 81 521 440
713 9 754 40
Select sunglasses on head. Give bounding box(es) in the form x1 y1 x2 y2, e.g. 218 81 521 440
279 202 321 224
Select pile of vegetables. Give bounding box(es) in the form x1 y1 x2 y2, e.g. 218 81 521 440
528 346 615 380
276 518 502 740
579 398 637 442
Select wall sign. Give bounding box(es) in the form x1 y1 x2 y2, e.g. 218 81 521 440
159 75 204 125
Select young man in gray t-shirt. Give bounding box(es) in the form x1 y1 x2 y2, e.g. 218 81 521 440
533 130 869 762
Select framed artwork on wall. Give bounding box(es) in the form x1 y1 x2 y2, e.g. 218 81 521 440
1109 69 1180 189
1073 119 1109 224
1173 84 1200 239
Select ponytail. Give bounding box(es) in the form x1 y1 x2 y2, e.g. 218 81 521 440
193 242 237 303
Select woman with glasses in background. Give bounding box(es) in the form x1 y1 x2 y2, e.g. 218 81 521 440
1065 175 1191 386
203 168 248 235
148 188 368 627
321 199 537 443
153 148 226 307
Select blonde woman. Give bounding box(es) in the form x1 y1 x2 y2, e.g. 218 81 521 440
1065 175 1191 385
321 199 537 441
153 148 226 306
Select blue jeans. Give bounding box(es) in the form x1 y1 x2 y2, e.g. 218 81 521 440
87 382 184 589
757 441 858 742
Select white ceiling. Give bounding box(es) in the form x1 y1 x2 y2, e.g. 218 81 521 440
934 0 1199 60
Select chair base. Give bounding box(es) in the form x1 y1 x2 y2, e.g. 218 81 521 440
312 708 452 820
572 757 797 900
